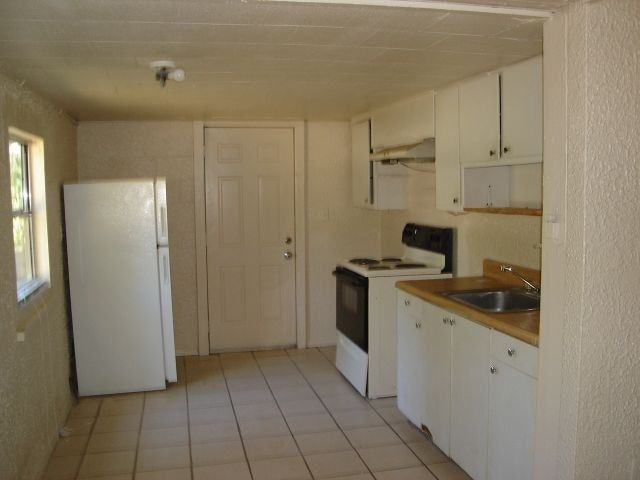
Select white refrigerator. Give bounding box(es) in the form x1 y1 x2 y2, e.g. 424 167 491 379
64 178 177 396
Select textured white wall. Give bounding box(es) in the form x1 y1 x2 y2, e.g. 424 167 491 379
381 171 542 275
77 122 198 355
306 121 381 345
0 73 77 480
536 2 640 479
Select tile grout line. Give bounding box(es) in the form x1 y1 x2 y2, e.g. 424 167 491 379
251 350 316 479
181 357 195 480
219 354 257 480
319 346 450 478
284 348 379 479
130 391 146 480
73 397 104 480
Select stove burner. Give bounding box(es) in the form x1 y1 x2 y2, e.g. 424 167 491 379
367 265 391 270
349 258 379 266
380 257 402 262
394 263 427 269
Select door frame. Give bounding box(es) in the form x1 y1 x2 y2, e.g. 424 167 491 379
193 121 307 355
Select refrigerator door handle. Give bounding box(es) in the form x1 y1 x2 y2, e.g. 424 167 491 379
160 205 167 240
163 252 169 284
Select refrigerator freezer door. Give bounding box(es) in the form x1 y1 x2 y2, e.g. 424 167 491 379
64 180 167 396
155 178 169 246
158 246 177 382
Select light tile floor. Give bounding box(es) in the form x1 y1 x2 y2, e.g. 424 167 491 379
43 347 471 480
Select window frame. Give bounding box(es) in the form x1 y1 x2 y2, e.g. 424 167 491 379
8 131 48 303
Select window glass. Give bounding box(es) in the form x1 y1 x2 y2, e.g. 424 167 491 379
9 139 35 293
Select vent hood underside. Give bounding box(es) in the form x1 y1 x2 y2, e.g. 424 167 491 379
370 138 435 162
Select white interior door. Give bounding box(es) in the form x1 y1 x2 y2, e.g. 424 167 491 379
205 127 296 352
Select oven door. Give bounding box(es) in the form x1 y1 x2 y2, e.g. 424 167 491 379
333 267 368 352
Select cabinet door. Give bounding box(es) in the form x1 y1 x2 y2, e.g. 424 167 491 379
422 302 452 455
396 293 425 428
371 92 434 151
459 72 500 165
450 315 491 480
488 361 536 480
435 85 462 212
351 120 372 208
501 56 542 162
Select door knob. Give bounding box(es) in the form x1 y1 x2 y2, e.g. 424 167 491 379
283 251 293 259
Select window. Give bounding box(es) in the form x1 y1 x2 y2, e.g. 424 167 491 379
8 129 49 302
10 140 35 291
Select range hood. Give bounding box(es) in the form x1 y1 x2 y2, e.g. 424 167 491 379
370 138 435 162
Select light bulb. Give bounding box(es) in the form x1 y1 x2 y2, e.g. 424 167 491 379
168 68 185 82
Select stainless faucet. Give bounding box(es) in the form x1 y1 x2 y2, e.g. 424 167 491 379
500 265 541 294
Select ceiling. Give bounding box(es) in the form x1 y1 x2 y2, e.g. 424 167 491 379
0 0 556 120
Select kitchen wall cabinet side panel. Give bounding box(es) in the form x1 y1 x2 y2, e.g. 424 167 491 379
352 120 373 209
435 85 462 212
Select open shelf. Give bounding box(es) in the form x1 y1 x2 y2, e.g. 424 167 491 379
463 207 542 216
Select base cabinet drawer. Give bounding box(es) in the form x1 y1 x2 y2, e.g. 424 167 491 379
491 330 538 378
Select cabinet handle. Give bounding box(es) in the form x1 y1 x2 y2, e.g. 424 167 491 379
503 146 511 154
449 318 456 326
490 365 497 374
452 197 459 204
489 149 496 156
404 299 410 306
442 318 448 325
415 321 422 328
507 347 516 357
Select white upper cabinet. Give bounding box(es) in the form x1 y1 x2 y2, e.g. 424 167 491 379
501 56 543 163
351 120 372 209
435 84 462 212
435 56 543 212
371 92 434 151
459 72 500 165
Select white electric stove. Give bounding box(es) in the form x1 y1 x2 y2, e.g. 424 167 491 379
333 224 454 398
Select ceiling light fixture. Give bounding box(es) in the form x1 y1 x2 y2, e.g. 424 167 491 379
150 60 186 87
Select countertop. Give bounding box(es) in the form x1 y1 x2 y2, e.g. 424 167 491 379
396 260 540 346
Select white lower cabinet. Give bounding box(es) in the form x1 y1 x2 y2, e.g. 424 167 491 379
487 331 538 480
396 292 538 480
422 302 452 455
397 291 426 427
450 314 491 480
